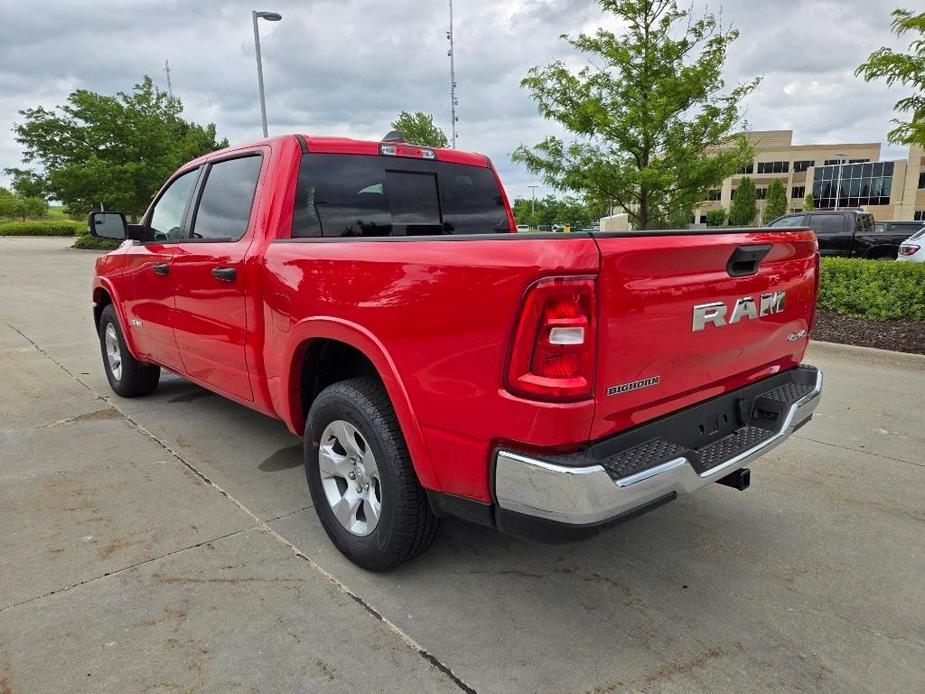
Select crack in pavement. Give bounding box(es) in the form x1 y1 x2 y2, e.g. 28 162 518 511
0 526 254 614
3 320 477 693
793 433 925 470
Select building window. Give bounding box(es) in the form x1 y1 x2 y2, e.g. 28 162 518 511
918 172 925 189
757 161 789 174
699 215 707 224
915 210 925 221
823 159 841 166
848 158 869 163
811 161 894 209
706 189 721 201
756 187 767 200
791 186 805 199
736 163 754 175
793 160 815 172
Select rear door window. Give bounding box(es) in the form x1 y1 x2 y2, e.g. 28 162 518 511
808 215 844 235
855 214 875 233
767 215 805 228
291 153 510 237
189 155 263 241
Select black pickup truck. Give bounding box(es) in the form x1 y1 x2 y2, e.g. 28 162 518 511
767 210 922 259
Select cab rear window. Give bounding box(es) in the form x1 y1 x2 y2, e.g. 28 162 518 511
291 153 511 237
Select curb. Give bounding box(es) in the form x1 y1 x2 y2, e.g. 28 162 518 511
808 339 925 367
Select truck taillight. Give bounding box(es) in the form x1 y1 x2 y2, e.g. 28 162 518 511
506 277 596 401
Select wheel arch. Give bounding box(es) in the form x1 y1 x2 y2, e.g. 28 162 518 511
92 279 143 360
281 318 440 491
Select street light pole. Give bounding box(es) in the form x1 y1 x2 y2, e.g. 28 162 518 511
528 185 538 216
252 10 282 138
833 152 847 211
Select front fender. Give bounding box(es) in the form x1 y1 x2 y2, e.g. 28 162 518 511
91 276 144 362
278 316 441 492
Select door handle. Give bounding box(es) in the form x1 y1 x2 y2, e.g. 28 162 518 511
151 263 169 276
211 267 237 282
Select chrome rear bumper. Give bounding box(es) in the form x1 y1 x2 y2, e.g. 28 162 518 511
494 367 822 529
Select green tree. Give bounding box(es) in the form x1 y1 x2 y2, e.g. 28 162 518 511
3 168 46 199
390 111 449 148
513 0 758 229
729 176 757 225
856 9 925 147
764 179 788 221
803 192 815 211
705 208 727 226
0 189 47 221
12 76 227 219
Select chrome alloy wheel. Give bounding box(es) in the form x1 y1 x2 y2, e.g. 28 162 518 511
318 419 382 536
104 323 122 381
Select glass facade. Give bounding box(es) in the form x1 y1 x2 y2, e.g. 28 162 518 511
811 161 894 208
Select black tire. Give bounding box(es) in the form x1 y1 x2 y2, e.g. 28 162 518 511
304 377 440 570
98 304 160 397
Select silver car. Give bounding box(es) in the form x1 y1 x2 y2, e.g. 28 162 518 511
897 227 925 262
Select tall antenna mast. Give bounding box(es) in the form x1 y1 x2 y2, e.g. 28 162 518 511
163 60 174 98
446 0 458 148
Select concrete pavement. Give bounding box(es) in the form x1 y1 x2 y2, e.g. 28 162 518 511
1 236 923 692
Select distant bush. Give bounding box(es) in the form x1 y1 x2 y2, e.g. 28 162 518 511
73 233 120 250
0 220 84 236
819 257 925 321
705 208 727 226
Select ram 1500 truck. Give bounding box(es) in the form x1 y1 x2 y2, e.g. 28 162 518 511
89 134 823 570
767 210 918 259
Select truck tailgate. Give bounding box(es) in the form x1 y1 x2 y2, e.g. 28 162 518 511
590 229 818 440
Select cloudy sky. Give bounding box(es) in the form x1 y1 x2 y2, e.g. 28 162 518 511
0 0 915 200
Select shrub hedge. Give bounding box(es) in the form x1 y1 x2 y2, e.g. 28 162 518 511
72 233 121 250
0 220 84 236
819 257 925 321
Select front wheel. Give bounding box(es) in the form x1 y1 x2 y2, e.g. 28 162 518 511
304 378 439 570
98 304 160 397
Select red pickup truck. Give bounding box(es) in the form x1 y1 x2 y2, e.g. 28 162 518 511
89 134 823 570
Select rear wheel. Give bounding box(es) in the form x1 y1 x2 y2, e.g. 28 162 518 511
304 377 439 570
98 304 160 397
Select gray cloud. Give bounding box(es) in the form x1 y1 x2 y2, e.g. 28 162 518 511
0 0 915 200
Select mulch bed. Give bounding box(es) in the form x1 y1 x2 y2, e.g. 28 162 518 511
812 308 925 355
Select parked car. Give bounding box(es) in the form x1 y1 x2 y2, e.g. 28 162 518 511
89 133 823 570
515 224 529 232
767 210 915 259
897 227 925 262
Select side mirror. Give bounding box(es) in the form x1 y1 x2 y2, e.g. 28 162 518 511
88 211 127 240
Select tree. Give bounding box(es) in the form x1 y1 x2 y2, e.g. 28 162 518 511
390 111 449 148
513 0 758 229
764 179 788 221
12 76 227 219
705 208 727 226
729 177 757 225
0 189 47 221
803 192 815 211
3 167 46 199
856 9 925 147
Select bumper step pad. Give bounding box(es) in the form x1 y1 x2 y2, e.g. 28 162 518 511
589 376 817 482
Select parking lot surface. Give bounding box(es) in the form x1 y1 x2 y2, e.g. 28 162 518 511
1 237 923 693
